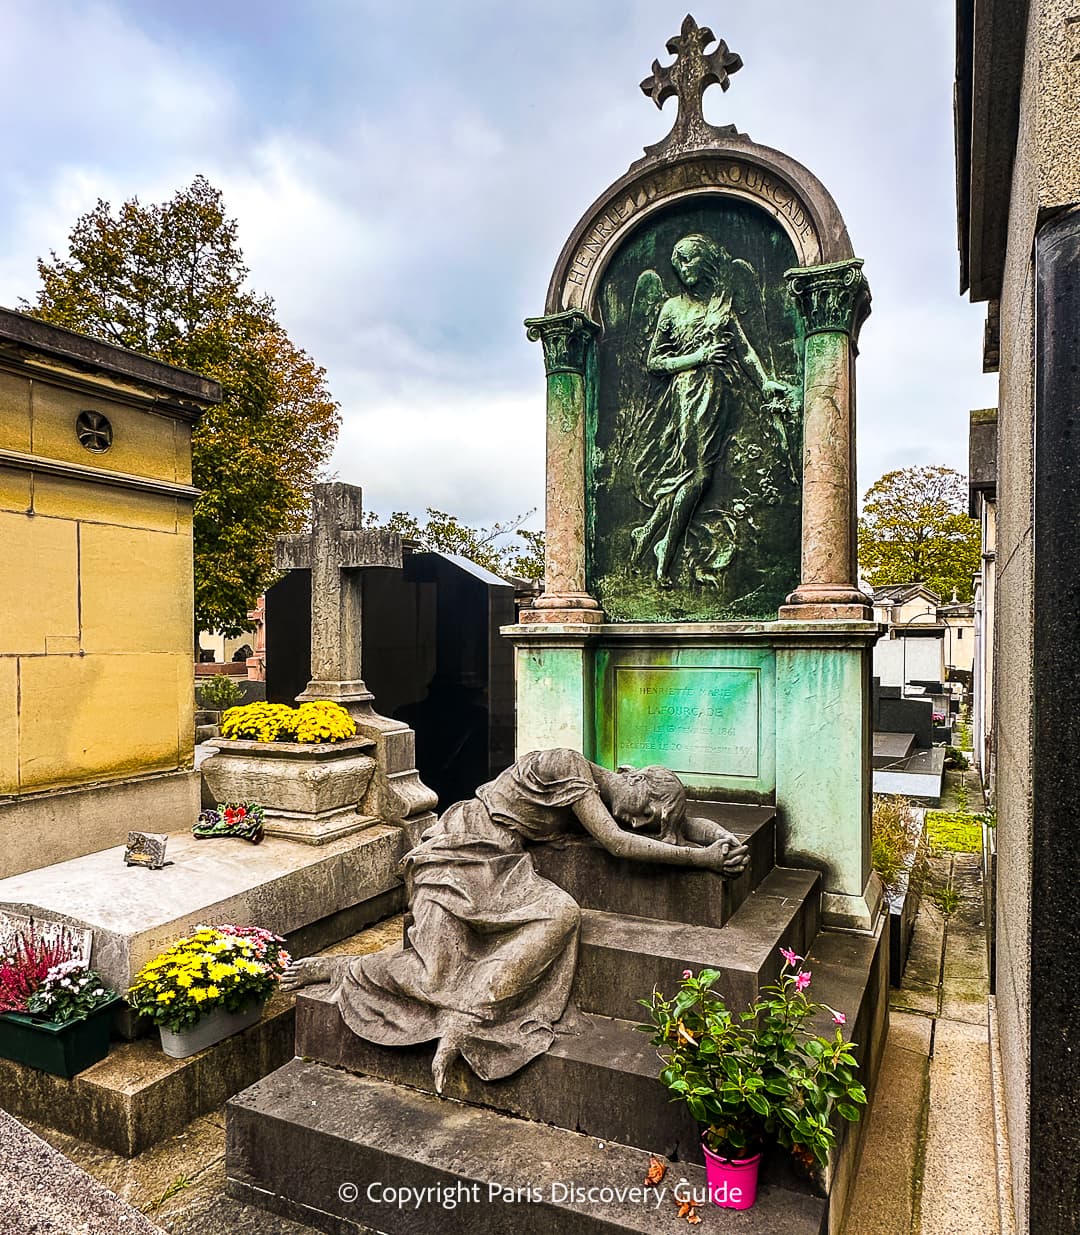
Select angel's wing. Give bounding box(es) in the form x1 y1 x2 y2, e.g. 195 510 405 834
607 269 667 476
727 256 775 374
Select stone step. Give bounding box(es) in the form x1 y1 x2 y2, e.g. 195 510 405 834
195 723 220 743
293 919 873 1174
0 915 407 1158
226 1057 827 1235
529 801 775 927
574 866 821 1020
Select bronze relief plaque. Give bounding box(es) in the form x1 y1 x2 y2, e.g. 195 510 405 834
588 196 803 621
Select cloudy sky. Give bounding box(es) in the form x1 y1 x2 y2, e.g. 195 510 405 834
0 0 996 529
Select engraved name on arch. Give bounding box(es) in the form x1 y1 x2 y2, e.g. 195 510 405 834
564 160 822 300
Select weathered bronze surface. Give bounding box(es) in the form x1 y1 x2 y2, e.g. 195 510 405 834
589 197 803 621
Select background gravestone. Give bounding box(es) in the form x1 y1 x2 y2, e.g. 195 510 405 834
266 550 515 809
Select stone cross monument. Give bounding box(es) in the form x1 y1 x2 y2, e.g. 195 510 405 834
276 482 437 827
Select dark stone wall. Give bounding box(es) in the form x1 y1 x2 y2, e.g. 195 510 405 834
1029 206 1080 1233
264 554 515 812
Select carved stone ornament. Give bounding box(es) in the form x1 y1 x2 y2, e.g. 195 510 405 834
786 259 872 340
637 14 745 166
525 310 601 376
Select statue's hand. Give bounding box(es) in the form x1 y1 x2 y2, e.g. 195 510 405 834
691 837 751 876
718 841 751 876
763 379 789 399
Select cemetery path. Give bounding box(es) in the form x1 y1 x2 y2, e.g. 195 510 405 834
843 769 1014 1235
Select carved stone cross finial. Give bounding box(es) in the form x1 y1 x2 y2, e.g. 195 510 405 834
637 14 744 165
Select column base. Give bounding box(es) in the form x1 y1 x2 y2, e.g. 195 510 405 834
783 583 871 617
521 592 604 625
821 871 884 933
778 603 873 621
297 679 374 706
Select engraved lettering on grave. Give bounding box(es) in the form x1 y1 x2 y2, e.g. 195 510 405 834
614 666 760 777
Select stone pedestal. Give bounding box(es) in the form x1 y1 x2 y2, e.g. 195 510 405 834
505 619 881 931
201 736 379 844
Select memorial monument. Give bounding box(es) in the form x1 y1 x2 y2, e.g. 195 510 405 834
228 20 887 1233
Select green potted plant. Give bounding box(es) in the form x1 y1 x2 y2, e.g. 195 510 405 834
201 700 378 843
126 924 291 1059
0 922 119 1078
638 948 866 1210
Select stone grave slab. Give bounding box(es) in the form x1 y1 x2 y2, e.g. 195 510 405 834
0 1108 165 1234
872 747 947 801
0 825 417 1035
872 731 916 768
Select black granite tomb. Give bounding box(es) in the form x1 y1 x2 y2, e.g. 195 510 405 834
265 550 515 810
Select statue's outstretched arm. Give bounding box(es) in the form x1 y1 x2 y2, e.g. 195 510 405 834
572 791 738 873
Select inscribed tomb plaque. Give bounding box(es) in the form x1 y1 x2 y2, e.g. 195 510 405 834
614 666 759 778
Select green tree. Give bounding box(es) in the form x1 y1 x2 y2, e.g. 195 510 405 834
23 176 340 636
858 466 980 602
364 508 544 582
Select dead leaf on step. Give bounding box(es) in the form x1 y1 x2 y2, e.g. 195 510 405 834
686 1210 701 1225
676 1199 701 1225
643 1155 667 1186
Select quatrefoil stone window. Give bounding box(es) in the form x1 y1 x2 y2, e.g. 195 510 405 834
75 410 112 452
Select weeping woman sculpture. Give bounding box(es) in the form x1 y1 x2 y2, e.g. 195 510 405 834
282 747 749 1091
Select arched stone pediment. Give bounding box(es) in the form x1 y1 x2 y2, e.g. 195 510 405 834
546 140 853 317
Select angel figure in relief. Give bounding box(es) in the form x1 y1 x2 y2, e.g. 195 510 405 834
613 232 790 588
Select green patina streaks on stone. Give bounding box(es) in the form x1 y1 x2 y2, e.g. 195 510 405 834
548 372 582 433
594 643 776 800
614 665 759 777
775 645 869 897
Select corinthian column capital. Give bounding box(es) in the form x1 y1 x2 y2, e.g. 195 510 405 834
524 310 600 376
786 259 871 342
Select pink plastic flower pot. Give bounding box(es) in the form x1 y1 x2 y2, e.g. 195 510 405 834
701 1143 762 1209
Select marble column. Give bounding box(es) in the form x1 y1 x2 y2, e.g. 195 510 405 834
523 310 603 624
779 259 872 621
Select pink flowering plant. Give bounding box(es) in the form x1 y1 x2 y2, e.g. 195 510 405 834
637 948 866 1167
0 922 115 1022
25 959 115 1023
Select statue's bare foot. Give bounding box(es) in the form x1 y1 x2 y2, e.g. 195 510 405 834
279 956 347 992
431 1022 467 1095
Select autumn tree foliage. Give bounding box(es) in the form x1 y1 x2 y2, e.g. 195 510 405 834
858 466 980 603
24 176 340 636
364 508 545 582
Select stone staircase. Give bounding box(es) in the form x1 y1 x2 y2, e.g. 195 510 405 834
226 803 887 1235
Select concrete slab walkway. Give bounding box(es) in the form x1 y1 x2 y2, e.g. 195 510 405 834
843 770 1015 1235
